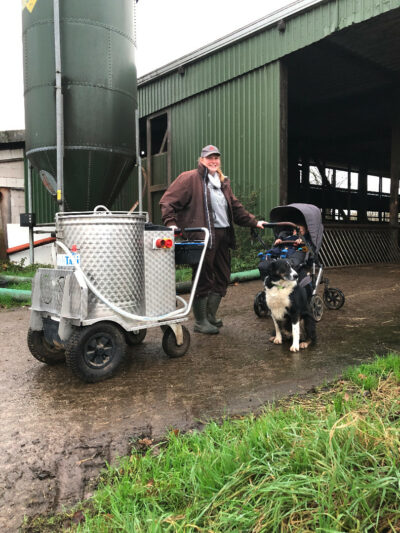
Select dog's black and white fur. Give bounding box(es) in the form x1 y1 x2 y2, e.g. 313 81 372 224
264 259 316 352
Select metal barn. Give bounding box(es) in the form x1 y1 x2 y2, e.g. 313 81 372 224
121 0 400 265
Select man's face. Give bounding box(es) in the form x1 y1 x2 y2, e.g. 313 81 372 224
201 154 220 174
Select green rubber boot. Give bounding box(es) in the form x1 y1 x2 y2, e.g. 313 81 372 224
193 297 219 334
207 292 223 327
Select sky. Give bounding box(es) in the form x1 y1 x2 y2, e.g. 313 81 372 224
0 0 296 131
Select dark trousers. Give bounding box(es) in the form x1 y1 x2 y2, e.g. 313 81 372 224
193 228 231 298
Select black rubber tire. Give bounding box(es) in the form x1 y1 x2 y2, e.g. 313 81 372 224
27 328 66 365
162 325 190 358
253 291 269 318
323 288 345 310
65 323 126 383
310 294 324 322
125 328 147 346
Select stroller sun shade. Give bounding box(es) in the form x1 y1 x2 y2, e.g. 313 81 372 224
269 203 324 253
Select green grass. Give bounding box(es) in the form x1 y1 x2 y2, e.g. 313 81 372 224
22 353 400 532
0 261 36 308
0 294 31 309
6 280 32 290
175 267 192 283
0 259 41 277
0 279 32 308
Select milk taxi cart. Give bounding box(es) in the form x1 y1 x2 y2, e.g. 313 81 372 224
28 206 208 382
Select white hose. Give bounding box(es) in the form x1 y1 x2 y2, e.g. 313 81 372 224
56 240 189 322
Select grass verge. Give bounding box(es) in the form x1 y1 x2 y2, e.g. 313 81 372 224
0 261 35 308
21 353 400 532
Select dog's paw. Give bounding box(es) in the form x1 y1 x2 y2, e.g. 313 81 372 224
270 336 282 345
290 344 299 352
300 341 311 349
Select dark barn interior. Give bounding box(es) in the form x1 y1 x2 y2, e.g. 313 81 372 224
285 7 400 230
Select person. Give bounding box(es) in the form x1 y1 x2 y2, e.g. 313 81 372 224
258 223 314 300
160 144 267 334
267 225 308 268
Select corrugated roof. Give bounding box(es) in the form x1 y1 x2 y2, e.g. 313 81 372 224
138 0 325 86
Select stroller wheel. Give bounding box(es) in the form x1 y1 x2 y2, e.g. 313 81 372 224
323 288 345 310
254 291 269 318
310 294 324 322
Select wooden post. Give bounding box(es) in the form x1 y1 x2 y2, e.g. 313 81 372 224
358 169 368 223
279 61 288 205
389 110 400 244
146 117 152 220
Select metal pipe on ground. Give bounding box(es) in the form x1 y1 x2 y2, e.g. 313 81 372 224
0 288 32 302
0 275 33 283
0 269 261 300
176 269 261 293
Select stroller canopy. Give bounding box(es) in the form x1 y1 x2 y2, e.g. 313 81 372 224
269 203 324 253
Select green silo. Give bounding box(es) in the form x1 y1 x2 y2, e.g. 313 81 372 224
22 0 137 211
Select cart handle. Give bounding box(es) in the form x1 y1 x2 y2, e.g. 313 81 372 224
172 227 207 236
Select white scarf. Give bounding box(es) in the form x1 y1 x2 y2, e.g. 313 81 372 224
208 172 221 189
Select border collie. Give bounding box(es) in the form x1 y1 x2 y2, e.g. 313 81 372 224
263 259 316 352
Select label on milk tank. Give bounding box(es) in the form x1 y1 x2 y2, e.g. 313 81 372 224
57 253 80 267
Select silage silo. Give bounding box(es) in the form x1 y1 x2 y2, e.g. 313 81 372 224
22 0 137 212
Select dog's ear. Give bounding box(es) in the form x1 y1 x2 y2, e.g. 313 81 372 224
267 259 277 273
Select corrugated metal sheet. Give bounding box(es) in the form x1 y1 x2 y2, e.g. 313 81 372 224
138 0 400 117
170 63 281 218
24 160 57 224
112 63 282 219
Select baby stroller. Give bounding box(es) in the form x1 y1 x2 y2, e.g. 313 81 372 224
252 203 345 321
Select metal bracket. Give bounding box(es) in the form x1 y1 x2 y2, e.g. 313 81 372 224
168 323 183 346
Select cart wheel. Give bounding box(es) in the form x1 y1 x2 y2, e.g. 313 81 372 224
253 291 269 318
27 328 65 365
310 294 324 322
323 288 345 310
65 323 126 383
162 325 190 358
126 328 147 346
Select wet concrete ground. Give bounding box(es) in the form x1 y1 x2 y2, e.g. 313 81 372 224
1 264 400 531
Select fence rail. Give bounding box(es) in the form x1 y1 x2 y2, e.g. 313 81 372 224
320 226 400 267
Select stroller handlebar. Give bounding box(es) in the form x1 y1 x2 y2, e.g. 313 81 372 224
278 240 306 247
261 221 299 229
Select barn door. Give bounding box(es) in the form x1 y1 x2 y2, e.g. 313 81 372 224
145 111 171 224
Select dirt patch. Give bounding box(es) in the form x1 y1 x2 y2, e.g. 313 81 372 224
1 264 400 531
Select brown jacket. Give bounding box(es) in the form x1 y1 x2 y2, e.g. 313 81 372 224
160 162 258 249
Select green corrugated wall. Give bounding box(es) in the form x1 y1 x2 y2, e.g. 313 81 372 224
170 62 281 218
24 159 57 224
111 61 281 219
138 0 400 117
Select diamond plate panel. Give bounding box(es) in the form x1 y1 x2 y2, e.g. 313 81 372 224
144 230 176 316
31 267 74 315
57 213 146 319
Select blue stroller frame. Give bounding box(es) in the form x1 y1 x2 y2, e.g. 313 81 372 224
252 203 345 322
